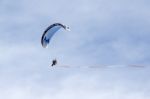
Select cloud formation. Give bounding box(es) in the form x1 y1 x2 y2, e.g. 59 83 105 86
0 0 150 99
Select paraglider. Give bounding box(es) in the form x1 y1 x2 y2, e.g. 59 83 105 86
41 23 70 48
41 23 70 67
51 59 57 66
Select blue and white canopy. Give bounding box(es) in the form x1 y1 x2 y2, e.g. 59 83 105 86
41 23 70 48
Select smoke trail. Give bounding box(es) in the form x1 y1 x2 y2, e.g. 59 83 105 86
50 65 146 69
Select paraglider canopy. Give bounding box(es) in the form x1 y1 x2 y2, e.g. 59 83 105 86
41 23 70 48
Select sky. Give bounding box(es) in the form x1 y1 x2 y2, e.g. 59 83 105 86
0 0 150 99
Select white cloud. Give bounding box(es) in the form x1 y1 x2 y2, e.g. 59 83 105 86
0 0 150 98
0 67 150 99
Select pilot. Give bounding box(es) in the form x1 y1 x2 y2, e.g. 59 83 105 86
51 59 57 66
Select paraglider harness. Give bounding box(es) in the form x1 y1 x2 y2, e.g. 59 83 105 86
51 59 57 66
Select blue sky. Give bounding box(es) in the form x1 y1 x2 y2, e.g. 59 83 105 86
0 0 150 99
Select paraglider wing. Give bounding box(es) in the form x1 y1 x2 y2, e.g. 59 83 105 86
41 23 70 48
